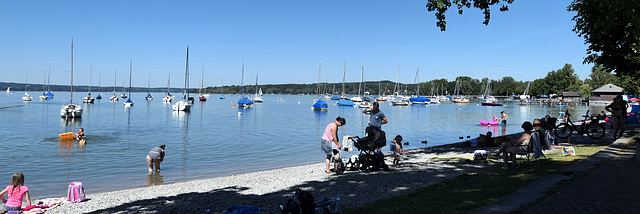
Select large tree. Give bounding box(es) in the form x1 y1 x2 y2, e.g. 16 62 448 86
426 0 640 78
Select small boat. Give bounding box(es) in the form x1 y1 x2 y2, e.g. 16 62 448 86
22 91 33 102
22 70 32 102
337 99 355 106
237 57 253 108
173 46 193 111
452 97 470 103
146 93 154 101
357 101 372 108
219 94 225 99
391 99 411 106
162 71 173 103
198 67 207 102
331 96 340 100
124 59 134 107
145 74 153 101
481 96 503 106
61 38 83 118
312 62 327 111
83 68 95 104
336 60 354 107
252 73 263 103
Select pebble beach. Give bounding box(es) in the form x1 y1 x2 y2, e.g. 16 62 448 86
45 143 498 214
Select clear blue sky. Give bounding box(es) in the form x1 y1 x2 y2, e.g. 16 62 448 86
0 0 591 88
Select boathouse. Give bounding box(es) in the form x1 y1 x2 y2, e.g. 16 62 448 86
589 83 623 103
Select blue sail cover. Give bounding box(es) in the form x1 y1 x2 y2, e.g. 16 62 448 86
145 93 153 99
44 91 54 98
331 96 340 100
313 99 328 110
219 95 225 99
124 98 133 104
337 99 355 106
409 96 431 103
238 96 253 105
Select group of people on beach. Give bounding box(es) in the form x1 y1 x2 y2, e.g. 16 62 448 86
320 102 406 173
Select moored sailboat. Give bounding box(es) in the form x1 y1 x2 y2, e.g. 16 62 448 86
123 59 134 107
252 73 263 103
237 57 253 108
172 46 192 111
313 61 328 111
337 60 355 106
61 38 83 118
82 65 95 104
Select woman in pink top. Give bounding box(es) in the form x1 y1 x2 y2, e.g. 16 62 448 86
0 172 31 211
321 117 345 173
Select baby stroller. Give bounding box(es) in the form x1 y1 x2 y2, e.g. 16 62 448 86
350 126 389 172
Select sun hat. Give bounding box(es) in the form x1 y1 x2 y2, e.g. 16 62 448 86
533 119 543 126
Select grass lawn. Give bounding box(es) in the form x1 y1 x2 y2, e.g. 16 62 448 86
344 145 607 214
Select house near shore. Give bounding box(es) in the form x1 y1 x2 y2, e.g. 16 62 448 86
589 83 623 104
561 91 581 102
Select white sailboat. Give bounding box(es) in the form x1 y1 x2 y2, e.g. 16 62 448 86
162 70 174 103
145 73 153 101
22 69 32 102
391 67 410 106
172 46 192 111
357 67 372 108
518 81 531 105
5 87 10 94
351 67 364 103
61 38 83 118
123 59 134 107
252 73 263 103
452 79 470 103
82 64 95 103
39 76 47 100
110 70 119 102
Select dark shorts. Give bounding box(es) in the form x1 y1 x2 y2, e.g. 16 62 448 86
501 120 507 125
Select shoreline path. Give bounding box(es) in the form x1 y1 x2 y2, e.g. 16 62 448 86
48 143 494 213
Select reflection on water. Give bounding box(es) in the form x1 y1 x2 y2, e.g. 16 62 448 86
60 117 81 129
145 172 164 186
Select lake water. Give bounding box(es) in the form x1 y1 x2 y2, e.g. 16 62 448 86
0 92 605 198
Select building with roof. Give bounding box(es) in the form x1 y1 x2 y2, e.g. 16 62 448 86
589 83 623 103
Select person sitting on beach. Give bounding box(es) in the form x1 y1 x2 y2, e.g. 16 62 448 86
391 135 404 167
599 111 607 120
0 172 31 212
492 121 533 168
321 117 345 174
146 145 166 173
75 128 85 140
477 131 494 147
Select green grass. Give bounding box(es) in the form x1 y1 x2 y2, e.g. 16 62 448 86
344 145 607 214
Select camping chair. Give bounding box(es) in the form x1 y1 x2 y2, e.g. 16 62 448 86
510 132 547 167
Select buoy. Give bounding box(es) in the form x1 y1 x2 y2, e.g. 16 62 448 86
298 101 300 104
459 136 463 139
238 112 242 116
232 104 235 107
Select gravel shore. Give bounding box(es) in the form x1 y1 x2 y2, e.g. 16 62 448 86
47 144 499 214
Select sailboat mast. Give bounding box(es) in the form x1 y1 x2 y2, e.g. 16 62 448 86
113 69 117 95
47 65 51 91
358 67 362 97
240 56 245 96
185 46 189 98
128 59 132 95
342 60 346 96
89 63 92 94
200 66 204 95
317 61 321 98
70 38 74 104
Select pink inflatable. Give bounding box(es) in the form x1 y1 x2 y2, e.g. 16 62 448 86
480 116 500 126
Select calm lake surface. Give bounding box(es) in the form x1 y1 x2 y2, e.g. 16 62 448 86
0 92 606 198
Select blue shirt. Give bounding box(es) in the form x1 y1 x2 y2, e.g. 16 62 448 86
369 110 386 128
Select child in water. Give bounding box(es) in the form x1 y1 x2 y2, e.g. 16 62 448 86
391 135 404 167
0 172 31 212
500 111 508 126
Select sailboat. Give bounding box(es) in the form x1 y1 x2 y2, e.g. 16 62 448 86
110 70 119 102
408 68 430 105
22 68 32 102
336 60 355 106
313 61 328 111
391 67 410 106
82 65 95 103
481 80 502 106
252 73 263 103
39 76 47 100
219 75 225 99
96 71 102 99
452 79 469 103
237 57 254 108
172 46 192 111
357 67 372 108
5 87 10 94
162 70 173 103
124 59 134 107
61 38 83 118
198 67 207 101
518 81 531 105
145 73 153 100
44 66 54 99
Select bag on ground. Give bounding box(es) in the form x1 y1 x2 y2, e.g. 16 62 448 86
67 181 86 203
562 146 576 156
473 150 488 160
281 189 315 214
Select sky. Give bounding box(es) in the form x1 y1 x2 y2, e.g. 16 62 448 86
0 0 592 88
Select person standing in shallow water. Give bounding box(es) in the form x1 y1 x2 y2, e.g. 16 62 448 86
147 145 166 174
500 111 508 126
321 117 345 174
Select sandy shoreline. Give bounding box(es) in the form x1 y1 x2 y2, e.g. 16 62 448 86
43 141 502 214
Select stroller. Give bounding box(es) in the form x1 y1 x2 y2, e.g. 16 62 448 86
349 126 389 172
